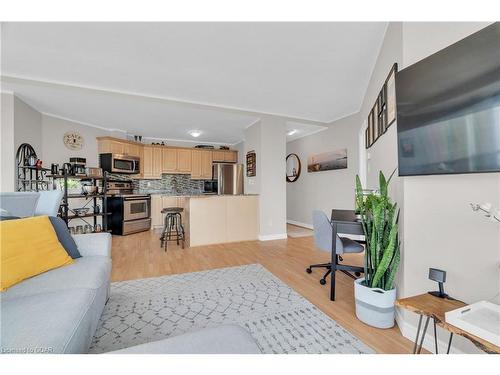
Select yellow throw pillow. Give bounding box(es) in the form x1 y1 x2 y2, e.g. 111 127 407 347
0 216 74 291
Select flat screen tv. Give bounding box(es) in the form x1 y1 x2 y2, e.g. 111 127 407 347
396 23 500 176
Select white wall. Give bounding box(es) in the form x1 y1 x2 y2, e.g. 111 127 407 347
259 116 287 238
13 96 42 162
1 93 15 192
41 114 124 168
360 22 499 353
399 22 499 354
243 122 261 195
286 112 360 227
243 117 287 239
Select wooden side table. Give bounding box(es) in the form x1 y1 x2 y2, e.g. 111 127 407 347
396 293 500 354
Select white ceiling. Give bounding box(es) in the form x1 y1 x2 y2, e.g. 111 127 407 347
1 22 387 143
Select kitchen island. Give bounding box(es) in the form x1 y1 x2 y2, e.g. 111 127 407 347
150 194 259 247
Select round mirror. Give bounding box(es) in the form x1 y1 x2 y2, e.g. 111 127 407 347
286 153 301 182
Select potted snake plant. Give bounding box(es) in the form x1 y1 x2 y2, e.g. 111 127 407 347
354 170 400 329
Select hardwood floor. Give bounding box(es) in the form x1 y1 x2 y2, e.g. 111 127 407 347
111 230 415 354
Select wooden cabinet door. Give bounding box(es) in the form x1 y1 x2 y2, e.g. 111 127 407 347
125 144 140 157
97 140 111 154
224 151 238 163
212 150 225 162
110 141 125 155
142 146 154 178
151 195 163 228
162 148 177 173
162 196 178 207
153 147 163 177
177 149 192 173
191 150 202 179
201 151 213 179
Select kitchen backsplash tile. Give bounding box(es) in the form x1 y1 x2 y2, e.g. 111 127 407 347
133 174 205 195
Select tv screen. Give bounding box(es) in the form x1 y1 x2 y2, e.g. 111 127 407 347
396 23 500 176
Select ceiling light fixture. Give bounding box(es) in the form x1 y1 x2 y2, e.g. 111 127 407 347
188 130 202 138
287 129 298 136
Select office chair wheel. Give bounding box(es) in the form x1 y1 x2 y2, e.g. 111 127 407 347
355 272 361 277
319 278 327 285
306 268 312 274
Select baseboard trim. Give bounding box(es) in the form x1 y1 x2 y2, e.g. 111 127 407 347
286 220 313 230
395 309 465 354
258 233 288 241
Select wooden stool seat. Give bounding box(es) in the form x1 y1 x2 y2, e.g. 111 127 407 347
161 207 183 214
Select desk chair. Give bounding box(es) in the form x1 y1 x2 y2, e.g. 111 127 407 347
306 210 365 301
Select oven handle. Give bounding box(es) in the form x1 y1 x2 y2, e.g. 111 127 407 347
123 197 151 201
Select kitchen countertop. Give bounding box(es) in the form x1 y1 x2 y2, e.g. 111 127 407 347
142 192 258 197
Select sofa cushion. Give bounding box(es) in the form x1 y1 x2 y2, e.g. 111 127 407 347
49 216 81 259
0 192 39 218
0 216 74 291
111 325 261 354
2 256 111 300
1 289 99 354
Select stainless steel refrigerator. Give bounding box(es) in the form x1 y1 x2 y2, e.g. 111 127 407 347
212 163 244 195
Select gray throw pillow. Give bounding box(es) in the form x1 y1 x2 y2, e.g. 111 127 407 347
49 216 82 259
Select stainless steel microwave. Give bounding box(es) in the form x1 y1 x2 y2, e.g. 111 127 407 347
99 153 140 174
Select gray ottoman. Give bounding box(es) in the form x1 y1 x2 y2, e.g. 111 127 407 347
109 325 261 354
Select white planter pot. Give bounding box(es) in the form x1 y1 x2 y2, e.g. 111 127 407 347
354 278 396 329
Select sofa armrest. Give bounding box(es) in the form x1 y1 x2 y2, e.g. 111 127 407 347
72 233 112 258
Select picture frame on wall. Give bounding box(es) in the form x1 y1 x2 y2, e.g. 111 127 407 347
385 63 398 129
373 101 380 142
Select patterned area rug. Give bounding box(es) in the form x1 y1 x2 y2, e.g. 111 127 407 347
89 264 374 353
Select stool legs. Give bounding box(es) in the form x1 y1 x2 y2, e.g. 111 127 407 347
159 211 185 251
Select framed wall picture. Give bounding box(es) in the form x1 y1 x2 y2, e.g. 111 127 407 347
373 101 380 142
246 150 256 177
385 63 398 128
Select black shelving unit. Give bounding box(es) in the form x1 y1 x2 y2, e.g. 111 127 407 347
47 173 109 233
17 165 51 191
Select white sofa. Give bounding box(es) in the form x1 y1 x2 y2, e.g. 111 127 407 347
1 233 112 354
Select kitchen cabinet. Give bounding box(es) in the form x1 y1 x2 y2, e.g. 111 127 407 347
151 195 164 228
143 146 162 178
97 138 141 157
123 143 141 157
201 151 213 178
162 148 177 173
212 150 225 162
191 150 213 180
97 137 237 180
212 150 237 163
150 196 188 229
176 149 192 173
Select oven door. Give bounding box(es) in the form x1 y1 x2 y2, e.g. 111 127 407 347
112 155 140 174
123 198 150 221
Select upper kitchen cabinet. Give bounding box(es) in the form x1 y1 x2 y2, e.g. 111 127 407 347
176 149 192 173
162 148 177 173
191 150 213 180
212 150 238 163
97 137 141 157
142 146 163 179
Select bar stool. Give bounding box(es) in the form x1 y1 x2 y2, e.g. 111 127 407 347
159 207 185 251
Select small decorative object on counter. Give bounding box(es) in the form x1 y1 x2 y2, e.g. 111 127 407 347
95 224 102 232
84 224 93 234
75 225 84 234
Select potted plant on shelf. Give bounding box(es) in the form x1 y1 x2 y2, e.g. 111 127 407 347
354 170 400 329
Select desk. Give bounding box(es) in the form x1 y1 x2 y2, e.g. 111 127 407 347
330 209 365 301
396 293 500 354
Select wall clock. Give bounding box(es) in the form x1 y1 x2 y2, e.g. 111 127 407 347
63 131 85 150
